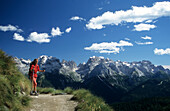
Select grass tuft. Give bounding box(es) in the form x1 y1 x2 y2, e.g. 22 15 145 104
52 89 65 95
37 87 55 94
72 89 114 111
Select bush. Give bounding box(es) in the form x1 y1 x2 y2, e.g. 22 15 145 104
37 87 55 94
52 89 65 95
72 89 114 111
64 87 74 94
0 49 31 111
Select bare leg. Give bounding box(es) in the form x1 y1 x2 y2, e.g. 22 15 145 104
33 77 37 92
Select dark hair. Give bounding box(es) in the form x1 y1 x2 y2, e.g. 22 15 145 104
31 59 38 66
29 59 38 75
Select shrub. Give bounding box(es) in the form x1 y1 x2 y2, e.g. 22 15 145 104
37 87 55 94
52 89 65 95
64 87 74 94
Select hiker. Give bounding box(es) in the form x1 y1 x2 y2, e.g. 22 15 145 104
29 59 45 95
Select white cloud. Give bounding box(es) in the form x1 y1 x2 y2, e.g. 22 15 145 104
65 27 71 33
0 24 23 32
13 33 24 41
51 27 64 36
145 20 153 23
125 38 130 41
135 41 153 45
86 1 170 29
133 23 156 31
154 48 170 55
70 16 86 21
27 32 50 43
98 8 103 10
84 40 133 54
141 36 152 40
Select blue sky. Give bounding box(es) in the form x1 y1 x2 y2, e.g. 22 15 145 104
0 0 170 66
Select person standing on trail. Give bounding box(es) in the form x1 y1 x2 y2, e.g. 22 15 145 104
29 59 45 95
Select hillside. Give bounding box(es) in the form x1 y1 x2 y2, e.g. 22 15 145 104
0 50 31 110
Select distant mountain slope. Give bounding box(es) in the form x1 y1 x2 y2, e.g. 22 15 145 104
120 77 170 102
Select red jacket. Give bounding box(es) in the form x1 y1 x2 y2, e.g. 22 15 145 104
30 64 40 77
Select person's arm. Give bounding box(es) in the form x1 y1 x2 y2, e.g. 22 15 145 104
39 69 45 72
38 65 45 72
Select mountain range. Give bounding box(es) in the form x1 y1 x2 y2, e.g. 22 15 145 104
14 55 170 103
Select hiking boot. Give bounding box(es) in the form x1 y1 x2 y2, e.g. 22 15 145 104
30 91 34 95
34 91 39 96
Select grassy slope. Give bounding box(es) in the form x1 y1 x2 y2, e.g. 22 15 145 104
0 50 31 111
72 88 114 111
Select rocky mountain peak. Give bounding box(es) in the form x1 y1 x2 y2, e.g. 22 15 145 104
61 59 77 71
87 56 105 63
14 55 170 80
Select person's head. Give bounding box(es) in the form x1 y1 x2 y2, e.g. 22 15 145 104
32 59 38 65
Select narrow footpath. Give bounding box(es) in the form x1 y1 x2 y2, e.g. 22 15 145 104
24 94 78 111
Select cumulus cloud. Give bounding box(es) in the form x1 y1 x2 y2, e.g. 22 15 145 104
84 40 133 54
51 27 64 36
13 33 24 41
141 36 152 40
135 41 153 45
65 27 71 33
70 16 86 21
27 32 50 43
0 24 23 32
86 1 170 29
133 23 156 31
154 48 170 55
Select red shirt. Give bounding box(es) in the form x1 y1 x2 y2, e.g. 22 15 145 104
30 64 40 77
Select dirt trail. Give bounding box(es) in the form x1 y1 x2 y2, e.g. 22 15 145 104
24 94 77 111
